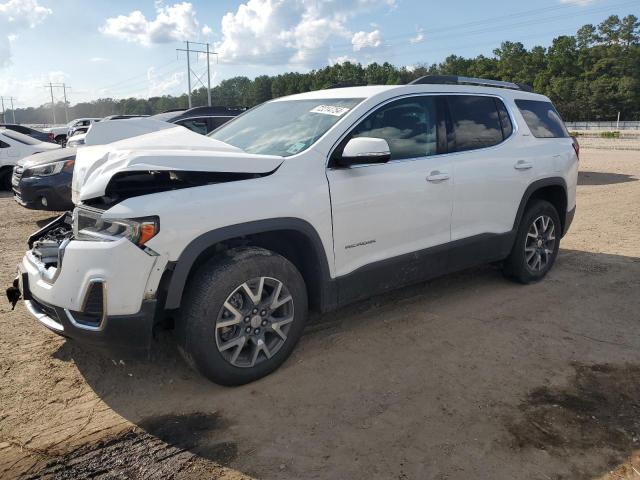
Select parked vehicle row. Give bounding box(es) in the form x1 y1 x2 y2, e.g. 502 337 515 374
0 129 60 189
8 77 579 386
7 106 245 209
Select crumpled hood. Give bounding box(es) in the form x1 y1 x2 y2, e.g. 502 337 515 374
21 147 77 168
72 125 283 203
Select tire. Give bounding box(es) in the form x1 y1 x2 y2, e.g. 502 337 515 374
0 168 12 191
503 199 561 284
55 135 66 147
177 247 308 386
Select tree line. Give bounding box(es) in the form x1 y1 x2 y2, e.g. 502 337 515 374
6 13 639 124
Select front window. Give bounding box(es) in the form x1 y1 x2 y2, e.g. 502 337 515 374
209 98 363 157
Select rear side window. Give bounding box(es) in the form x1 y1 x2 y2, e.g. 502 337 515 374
515 99 568 138
447 96 505 152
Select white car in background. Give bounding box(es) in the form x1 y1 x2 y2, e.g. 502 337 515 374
67 117 174 148
45 118 101 146
0 129 60 189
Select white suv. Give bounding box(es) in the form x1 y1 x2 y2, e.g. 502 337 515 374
11 76 578 385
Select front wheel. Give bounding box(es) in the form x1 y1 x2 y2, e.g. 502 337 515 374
0 167 12 190
177 247 308 386
503 200 561 284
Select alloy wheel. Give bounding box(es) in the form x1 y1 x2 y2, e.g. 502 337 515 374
524 214 556 272
215 277 294 368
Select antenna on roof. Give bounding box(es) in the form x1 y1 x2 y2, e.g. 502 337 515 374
409 75 532 92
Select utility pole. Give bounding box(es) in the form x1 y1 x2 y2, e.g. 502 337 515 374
44 83 71 125
62 84 69 123
186 41 192 108
206 43 212 107
10 97 15 123
0 96 17 123
46 82 56 124
176 41 218 108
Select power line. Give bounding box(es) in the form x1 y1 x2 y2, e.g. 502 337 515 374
218 0 638 65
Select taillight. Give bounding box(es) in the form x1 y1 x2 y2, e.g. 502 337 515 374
48 132 54 142
571 136 579 160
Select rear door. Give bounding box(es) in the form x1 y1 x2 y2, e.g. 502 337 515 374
447 94 531 241
327 95 453 278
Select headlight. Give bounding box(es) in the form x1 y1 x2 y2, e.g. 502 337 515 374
68 137 85 147
72 206 159 247
25 159 74 177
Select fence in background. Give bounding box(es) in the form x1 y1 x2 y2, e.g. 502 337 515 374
566 121 640 131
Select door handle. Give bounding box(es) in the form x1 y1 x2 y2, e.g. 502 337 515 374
514 160 533 170
426 171 450 182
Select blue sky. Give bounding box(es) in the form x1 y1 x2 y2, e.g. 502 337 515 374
0 0 638 108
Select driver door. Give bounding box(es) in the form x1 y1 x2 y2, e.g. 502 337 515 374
326 95 453 287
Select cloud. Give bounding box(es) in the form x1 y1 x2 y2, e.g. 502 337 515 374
0 0 52 66
559 0 598 5
214 0 395 66
0 71 70 108
330 55 357 65
100 2 200 46
352 29 382 51
410 28 424 44
147 66 185 97
89 57 109 63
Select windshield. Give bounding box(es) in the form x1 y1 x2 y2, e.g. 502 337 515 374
1 128 42 145
209 98 363 157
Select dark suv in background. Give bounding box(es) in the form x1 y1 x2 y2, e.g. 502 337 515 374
151 106 246 134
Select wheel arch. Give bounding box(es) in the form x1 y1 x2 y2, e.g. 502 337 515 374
164 218 335 313
514 177 569 235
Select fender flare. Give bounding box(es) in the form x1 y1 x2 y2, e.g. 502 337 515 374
512 176 568 231
164 218 333 310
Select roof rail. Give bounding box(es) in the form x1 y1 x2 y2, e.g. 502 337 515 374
409 75 533 92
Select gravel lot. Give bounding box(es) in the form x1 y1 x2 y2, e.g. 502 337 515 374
1 147 639 480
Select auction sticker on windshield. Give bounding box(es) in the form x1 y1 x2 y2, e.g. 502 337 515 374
310 105 351 116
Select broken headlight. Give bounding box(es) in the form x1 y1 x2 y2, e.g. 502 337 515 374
72 206 159 247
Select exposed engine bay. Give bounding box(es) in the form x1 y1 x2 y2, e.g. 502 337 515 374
28 212 73 269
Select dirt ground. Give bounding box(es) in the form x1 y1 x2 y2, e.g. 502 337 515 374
1 147 639 480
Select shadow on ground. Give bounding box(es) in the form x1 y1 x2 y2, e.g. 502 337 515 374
578 171 638 186
49 248 640 480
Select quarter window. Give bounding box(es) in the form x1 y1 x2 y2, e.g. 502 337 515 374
448 95 505 152
349 97 438 161
515 99 569 138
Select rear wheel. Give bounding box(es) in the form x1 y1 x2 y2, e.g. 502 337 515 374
177 247 308 386
504 200 561 283
55 135 66 147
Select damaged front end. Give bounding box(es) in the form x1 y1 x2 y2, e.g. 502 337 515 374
7 213 73 309
84 169 274 209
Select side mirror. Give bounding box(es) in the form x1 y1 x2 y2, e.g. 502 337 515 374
337 137 391 167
